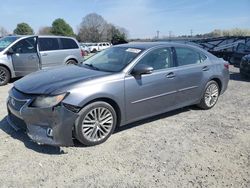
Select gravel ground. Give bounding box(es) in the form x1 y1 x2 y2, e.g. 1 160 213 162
0 66 249 188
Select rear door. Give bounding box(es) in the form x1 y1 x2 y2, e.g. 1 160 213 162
59 38 81 63
11 36 40 76
125 47 178 122
173 47 210 106
38 37 62 69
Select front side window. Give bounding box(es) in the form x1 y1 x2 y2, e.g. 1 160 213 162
82 47 143 72
60 38 78 49
175 47 201 66
136 47 173 70
12 37 37 54
38 38 59 51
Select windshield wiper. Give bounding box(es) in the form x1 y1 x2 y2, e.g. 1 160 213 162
84 63 100 71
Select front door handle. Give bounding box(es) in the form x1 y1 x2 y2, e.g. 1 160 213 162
28 55 36 59
166 72 175 78
202 66 209 71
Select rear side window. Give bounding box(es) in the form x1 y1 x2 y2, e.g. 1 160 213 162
60 38 78 49
38 38 59 51
175 47 201 66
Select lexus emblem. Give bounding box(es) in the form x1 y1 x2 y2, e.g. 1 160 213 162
10 98 15 106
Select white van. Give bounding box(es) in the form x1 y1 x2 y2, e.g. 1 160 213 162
0 35 83 85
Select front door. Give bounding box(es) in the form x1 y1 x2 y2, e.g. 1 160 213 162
125 47 178 123
11 36 40 77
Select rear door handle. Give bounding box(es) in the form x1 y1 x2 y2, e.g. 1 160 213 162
166 72 175 78
41 53 48 56
202 66 209 71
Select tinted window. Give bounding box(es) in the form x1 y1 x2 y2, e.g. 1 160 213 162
136 48 173 70
60 38 78 49
12 37 37 54
38 38 59 51
175 47 201 66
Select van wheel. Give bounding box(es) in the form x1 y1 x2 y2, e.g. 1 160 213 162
0 66 10 86
66 59 77 65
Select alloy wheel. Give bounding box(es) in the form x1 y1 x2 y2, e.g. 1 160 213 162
82 107 114 142
0 69 7 84
204 83 219 107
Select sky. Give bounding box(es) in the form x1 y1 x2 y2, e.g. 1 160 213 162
0 0 249 38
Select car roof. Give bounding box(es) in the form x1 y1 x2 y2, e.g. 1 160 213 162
115 42 182 50
9 35 75 39
115 41 216 58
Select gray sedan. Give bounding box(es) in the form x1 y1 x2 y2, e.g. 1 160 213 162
6 42 229 146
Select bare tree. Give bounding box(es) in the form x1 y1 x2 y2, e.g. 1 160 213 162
78 13 129 42
0 26 8 37
38 26 52 35
78 13 107 42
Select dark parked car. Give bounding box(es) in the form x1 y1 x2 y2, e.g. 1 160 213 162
6 42 229 146
240 54 250 78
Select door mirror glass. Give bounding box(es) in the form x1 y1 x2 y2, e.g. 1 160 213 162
131 64 153 75
6 47 14 55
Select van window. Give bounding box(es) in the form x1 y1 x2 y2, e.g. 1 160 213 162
60 38 78 49
0 36 20 52
12 37 37 54
38 38 59 51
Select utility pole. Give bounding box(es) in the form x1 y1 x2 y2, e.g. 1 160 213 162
190 29 193 37
156 30 159 39
169 31 172 38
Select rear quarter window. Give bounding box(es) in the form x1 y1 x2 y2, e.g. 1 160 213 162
60 38 79 49
38 38 59 51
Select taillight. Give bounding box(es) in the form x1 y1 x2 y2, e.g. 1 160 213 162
81 49 85 57
224 63 229 69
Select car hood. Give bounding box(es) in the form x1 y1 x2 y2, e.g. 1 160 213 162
14 65 111 95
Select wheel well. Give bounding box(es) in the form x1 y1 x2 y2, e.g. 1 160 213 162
0 64 11 77
211 78 222 93
84 98 122 127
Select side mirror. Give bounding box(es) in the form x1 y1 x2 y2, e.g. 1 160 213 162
131 64 154 75
6 47 14 55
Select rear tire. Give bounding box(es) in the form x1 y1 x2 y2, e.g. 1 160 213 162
74 101 117 146
66 59 78 65
0 66 10 86
198 80 220 110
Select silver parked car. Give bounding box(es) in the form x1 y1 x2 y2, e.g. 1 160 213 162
6 42 229 146
0 35 83 85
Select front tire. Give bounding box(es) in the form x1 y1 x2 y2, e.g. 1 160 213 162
74 101 117 146
0 66 10 86
198 80 220 110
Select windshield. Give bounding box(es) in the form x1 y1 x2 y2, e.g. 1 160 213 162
0 36 20 52
82 47 143 72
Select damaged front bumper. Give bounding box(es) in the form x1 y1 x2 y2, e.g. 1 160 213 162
7 89 78 147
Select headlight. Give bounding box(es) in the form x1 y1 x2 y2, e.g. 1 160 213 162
31 93 67 108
